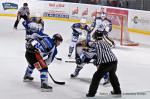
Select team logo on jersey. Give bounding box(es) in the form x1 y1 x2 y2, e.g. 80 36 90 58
2 2 18 10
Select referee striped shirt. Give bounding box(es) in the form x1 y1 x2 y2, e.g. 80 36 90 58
95 40 117 65
18 7 30 16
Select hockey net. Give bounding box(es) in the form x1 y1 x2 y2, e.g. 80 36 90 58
106 8 139 46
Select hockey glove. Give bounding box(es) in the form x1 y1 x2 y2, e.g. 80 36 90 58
93 59 98 66
76 58 82 65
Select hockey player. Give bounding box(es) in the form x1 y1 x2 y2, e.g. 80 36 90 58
70 40 96 78
23 33 63 91
90 12 115 47
22 13 44 40
70 37 110 85
14 3 30 29
68 18 91 58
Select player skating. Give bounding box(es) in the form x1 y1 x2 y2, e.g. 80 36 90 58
68 18 91 58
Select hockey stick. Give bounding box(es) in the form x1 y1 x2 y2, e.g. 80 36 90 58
55 57 62 61
65 60 93 63
48 71 65 85
65 60 76 63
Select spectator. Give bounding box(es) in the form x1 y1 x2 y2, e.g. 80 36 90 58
88 0 97 5
107 0 121 7
64 0 79 3
80 0 89 4
120 0 129 8
100 0 108 6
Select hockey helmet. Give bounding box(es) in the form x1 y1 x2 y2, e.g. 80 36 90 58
97 7 106 13
92 31 103 40
23 3 28 6
80 18 87 24
53 33 63 42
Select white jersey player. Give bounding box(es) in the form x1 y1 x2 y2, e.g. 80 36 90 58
68 18 91 57
91 13 115 47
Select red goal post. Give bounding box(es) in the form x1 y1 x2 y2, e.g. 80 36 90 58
106 8 139 46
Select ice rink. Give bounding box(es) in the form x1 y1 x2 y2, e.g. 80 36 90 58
0 16 150 99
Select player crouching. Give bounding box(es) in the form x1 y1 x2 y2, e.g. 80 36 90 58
70 40 110 85
23 33 63 92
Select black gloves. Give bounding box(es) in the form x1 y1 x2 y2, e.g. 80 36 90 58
93 59 98 66
76 58 82 65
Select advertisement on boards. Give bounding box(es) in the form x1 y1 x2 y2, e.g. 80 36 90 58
43 2 69 19
128 9 150 33
0 0 18 14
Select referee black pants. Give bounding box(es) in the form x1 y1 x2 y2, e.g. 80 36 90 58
14 15 28 28
88 61 121 95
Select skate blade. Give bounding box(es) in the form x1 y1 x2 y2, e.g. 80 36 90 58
103 83 111 87
23 79 33 82
41 88 52 92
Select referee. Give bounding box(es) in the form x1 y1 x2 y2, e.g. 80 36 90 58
86 31 121 97
14 3 30 29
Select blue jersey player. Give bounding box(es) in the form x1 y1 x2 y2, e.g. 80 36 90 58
70 40 110 85
68 18 91 57
22 14 44 40
23 33 63 92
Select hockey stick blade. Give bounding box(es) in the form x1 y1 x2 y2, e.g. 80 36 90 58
48 71 65 85
65 60 76 63
55 57 62 61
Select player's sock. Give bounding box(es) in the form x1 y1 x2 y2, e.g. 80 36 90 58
70 65 83 78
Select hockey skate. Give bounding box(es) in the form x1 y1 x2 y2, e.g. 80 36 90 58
13 26 17 30
111 91 122 97
70 65 83 78
86 93 95 97
103 79 110 86
68 53 72 58
70 72 79 78
41 83 52 92
23 76 34 82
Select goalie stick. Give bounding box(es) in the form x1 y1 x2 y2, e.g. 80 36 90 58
48 71 65 85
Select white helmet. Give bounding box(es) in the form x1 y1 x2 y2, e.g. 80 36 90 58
97 7 106 13
80 18 86 24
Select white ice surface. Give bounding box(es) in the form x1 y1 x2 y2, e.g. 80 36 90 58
0 16 150 99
